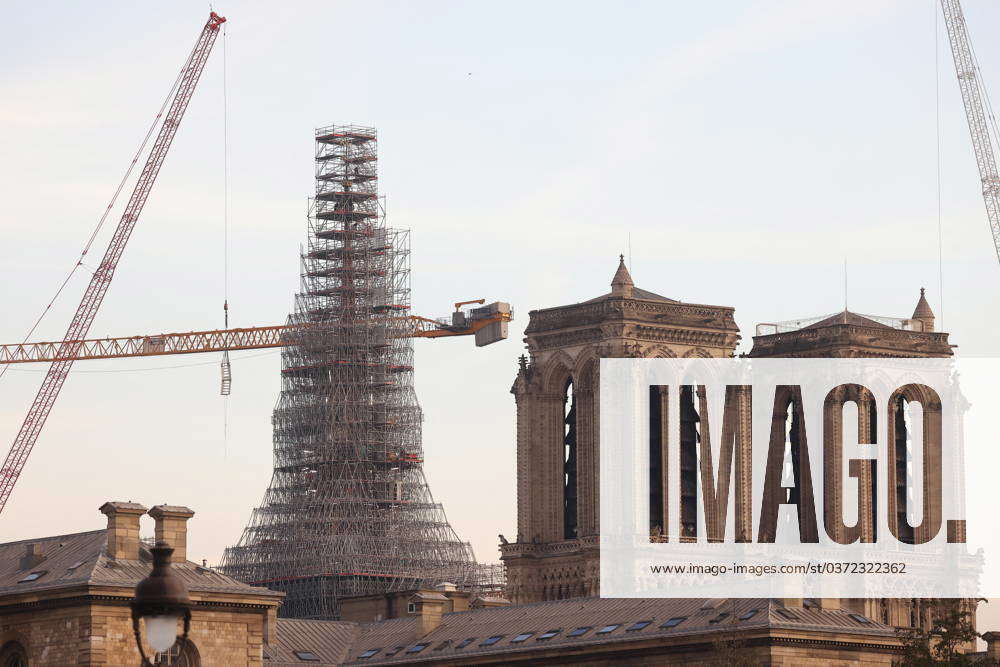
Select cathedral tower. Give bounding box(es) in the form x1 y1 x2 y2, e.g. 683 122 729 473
500 257 740 603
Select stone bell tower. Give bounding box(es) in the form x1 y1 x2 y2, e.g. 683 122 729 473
499 257 740 603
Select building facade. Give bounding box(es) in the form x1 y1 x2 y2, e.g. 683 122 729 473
499 258 740 603
0 502 283 666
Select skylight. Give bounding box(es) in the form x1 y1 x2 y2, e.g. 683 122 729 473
776 608 799 620
455 638 475 649
626 620 652 632
511 633 533 643
406 643 430 654
849 613 872 625
537 629 561 641
358 649 379 659
293 651 320 662
567 626 592 637
17 571 47 584
480 635 504 647
596 624 620 635
660 616 687 629
739 609 759 621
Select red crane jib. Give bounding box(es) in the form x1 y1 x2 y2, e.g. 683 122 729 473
0 12 226 515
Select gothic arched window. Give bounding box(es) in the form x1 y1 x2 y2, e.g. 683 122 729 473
563 378 578 540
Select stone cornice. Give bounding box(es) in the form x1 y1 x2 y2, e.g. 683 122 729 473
526 297 738 337
750 325 952 358
0 591 278 616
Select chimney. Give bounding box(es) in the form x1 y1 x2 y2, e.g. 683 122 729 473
469 595 510 610
99 501 148 560
148 505 195 563
408 591 448 635
19 543 45 570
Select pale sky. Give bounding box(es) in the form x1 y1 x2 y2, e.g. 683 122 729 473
2 0 1000 632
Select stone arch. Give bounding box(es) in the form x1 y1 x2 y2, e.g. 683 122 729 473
682 347 712 358
649 345 678 359
542 350 576 394
0 641 27 667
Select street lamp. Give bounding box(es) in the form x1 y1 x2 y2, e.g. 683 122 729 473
131 541 193 666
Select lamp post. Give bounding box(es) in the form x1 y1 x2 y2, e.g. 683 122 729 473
131 541 193 666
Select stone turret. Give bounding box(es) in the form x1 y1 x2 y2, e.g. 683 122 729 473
912 287 935 332
610 255 634 298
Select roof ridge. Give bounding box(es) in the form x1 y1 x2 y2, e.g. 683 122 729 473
0 528 105 549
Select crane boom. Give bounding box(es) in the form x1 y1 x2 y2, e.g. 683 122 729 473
0 307 512 365
0 12 226 516
940 0 1000 263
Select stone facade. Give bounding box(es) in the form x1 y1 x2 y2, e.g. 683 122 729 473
500 258 740 603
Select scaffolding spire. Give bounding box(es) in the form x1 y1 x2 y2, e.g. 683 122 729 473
219 125 500 619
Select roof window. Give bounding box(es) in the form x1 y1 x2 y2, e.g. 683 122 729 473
455 638 475 649
293 651 320 662
626 620 651 632
660 616 687 629
849 613 872 625
406 643 430 654
776 608 799 620
357 649 380 659
511 633 533 643
480 635 504 647
596 624 620 634
709 612 730 624
738 609 759 621
567 626 592 637
536 629 561 641
17 571 47 583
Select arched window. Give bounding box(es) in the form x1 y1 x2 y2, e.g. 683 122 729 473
563 378 578 540
0 641 28 667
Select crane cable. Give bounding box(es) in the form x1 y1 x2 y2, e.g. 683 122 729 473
0 44 190 383
221 23 232 457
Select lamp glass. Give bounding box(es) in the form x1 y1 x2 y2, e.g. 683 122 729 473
146 614 178 653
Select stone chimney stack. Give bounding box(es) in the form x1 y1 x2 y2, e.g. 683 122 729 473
148 505 195 563
408 592 448 635
19 543 45 570
99 501 148 560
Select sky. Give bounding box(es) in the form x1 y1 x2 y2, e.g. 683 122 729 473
2 0 1000 631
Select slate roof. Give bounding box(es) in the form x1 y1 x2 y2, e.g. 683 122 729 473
264 619 359 666
341 597 896 665
0 529 279 599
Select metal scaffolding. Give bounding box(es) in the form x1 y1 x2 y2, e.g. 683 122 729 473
220 124 501 619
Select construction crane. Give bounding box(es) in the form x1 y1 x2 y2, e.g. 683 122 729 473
0 302 513 365
940 0 1000 264
0 12 227 516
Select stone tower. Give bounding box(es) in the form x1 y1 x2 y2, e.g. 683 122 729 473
749 289 964 632
499 257 740 603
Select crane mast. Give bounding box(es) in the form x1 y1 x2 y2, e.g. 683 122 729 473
0 12 226 515
940 0 1000 264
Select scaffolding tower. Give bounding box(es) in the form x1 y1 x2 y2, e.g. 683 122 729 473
220 125 501 619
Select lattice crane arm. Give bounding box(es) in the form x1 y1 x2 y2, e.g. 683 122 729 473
0 12 226 516
940 0 1000 263
0 307 512 365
